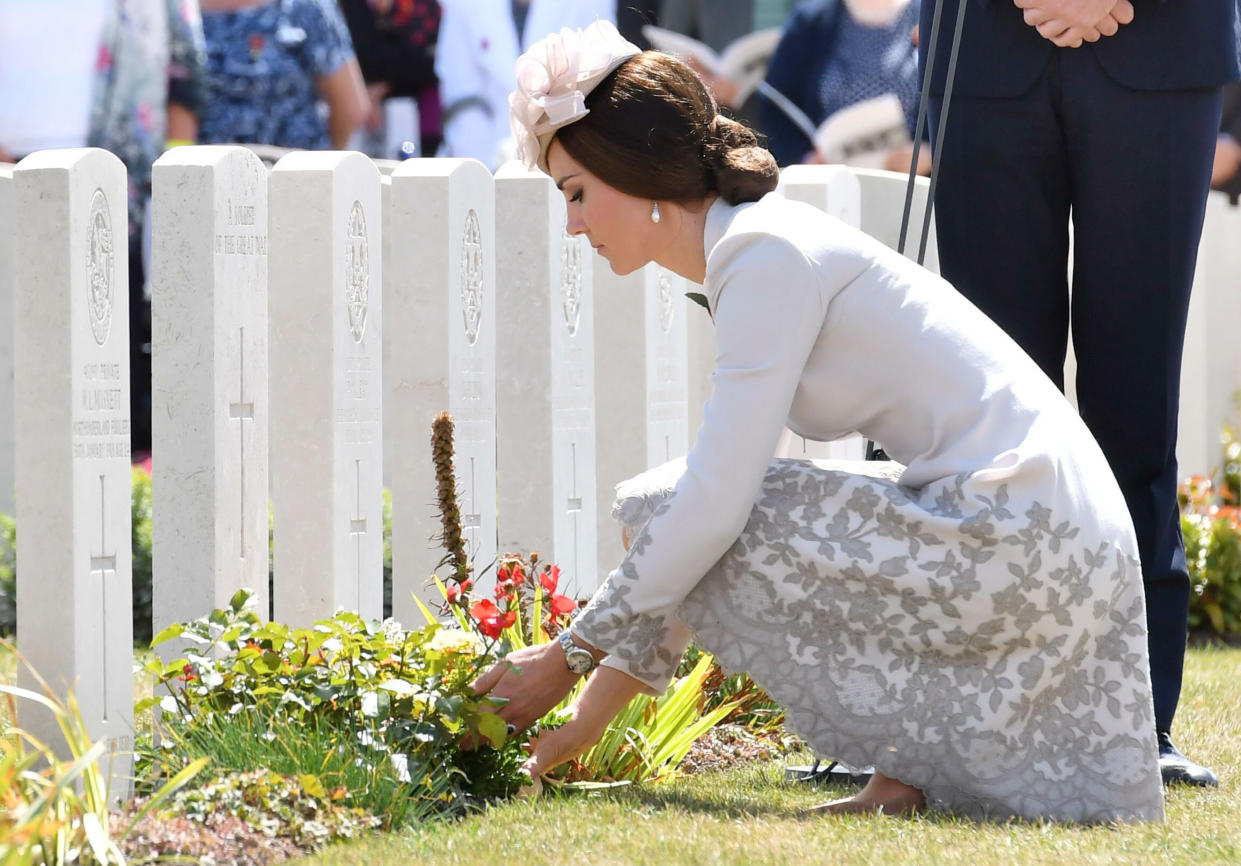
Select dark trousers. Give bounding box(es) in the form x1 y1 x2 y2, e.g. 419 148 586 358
129 229 152 455
930 48 1222 734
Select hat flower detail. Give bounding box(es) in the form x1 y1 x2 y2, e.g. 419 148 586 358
509 20 641 170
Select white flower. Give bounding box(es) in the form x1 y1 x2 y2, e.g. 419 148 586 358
508 20 641 171
428 627 485 656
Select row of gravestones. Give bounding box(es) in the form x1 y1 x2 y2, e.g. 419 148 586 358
0 148 924 798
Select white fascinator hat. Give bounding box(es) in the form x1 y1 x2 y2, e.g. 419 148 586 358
508 20 642 173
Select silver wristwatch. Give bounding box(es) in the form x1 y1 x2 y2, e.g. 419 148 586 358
558 630 597 676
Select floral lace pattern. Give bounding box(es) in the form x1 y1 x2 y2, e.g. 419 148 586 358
575 458 1164 823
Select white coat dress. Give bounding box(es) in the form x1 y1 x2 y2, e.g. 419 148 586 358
572 193 1165 824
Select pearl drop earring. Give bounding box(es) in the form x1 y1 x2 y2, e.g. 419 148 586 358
651 202 661 224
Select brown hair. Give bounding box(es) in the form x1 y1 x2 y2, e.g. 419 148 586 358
554 52 778 205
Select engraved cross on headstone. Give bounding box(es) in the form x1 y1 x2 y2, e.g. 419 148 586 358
89 474 116 721
229 327 255 559
350 459 367 608
463 454 482 531
566 442 582 583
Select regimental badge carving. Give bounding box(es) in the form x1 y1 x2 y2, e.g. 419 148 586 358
86 189 114 346
345 201 369 343
561 235 582 337
461 209 483 346
657 270 675 334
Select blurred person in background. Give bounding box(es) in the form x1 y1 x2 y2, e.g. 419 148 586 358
0 0 207 458
658 0 793 133
434 0 616 169
617 1 660 48
197 0 368 150
339 0 444 158
760 0 927 172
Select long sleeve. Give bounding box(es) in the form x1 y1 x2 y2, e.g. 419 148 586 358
573 230 829 678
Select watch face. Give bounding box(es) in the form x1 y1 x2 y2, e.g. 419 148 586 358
566 651 595 675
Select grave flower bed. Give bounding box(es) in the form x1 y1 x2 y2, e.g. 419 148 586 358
1181 477 1241 638
136 590 528 839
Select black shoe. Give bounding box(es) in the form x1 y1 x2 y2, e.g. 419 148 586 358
1158 732 1218 787
785 759 872 787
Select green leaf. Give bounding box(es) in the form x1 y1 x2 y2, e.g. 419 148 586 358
476 711 508 748
685 291 710 311
299 773 327 798
150 622 185 647
229 588 253 611
379 679 416 696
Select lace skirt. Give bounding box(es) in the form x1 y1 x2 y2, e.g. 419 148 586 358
607 457 1164 823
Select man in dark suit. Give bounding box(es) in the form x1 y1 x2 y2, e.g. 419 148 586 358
921 0 1240 787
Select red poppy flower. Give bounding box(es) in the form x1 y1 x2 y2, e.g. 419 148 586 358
462 579 473 592
445 584 461 603
497 566 511 584
550 594 577 616
540 565 560 595
478 610 517 640
470 599 500 621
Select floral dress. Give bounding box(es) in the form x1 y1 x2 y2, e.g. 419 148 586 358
198 0 355 149
88 0 207 239
572 193 1165 823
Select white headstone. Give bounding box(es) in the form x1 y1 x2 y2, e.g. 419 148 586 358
643 268 690 468
1178 192 1241 476
150 146 270 644
495 163 597 595
386 158 497 618
775 165 866 462
269 152 383 626
778 164 861 228
13 149 133 797
593 259 690 587
0 164 15 517
852 167 940 273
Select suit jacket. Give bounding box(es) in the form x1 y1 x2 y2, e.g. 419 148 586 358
435 0 615 167
919 0 1240 98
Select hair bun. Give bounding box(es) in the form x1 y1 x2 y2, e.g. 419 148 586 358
706 116 779 204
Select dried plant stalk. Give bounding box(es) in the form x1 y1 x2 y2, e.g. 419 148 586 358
431 411 470 581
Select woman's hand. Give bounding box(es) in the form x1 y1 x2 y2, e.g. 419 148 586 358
521 666 646 780
471 641 581 733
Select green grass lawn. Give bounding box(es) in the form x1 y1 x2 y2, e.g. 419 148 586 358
293 646 1241 866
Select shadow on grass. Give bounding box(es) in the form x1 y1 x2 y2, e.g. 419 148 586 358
564 777 1115 834
602 784 802 820
546 768 862 822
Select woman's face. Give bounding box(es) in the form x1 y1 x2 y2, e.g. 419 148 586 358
547 140 658 276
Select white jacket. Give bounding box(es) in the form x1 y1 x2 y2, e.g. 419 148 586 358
435 0 616 168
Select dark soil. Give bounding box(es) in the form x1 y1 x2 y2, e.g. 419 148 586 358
113 805 309 866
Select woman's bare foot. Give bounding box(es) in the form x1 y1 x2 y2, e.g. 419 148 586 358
806 772 926 816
